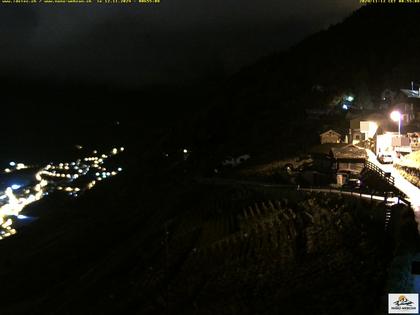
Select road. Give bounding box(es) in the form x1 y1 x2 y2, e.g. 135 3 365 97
0 147 124 240
366 149 420 231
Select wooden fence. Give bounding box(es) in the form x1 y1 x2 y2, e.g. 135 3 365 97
364 160 395 186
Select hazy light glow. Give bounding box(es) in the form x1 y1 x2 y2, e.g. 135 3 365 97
390 111 401 122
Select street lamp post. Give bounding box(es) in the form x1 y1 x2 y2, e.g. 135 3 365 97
390 111 401 136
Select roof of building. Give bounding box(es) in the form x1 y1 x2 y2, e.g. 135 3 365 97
401 89 420 98
320 129 342 137
331 144 367 160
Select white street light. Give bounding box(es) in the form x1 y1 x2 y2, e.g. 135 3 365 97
390 111 401 135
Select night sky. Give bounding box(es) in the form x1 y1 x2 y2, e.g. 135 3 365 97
1 1 361 85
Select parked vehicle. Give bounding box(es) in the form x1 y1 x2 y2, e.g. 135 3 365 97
343 178 361 189
377 154 393 164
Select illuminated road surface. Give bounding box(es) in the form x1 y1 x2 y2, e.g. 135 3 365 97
366 150 420 231
0 147 124 240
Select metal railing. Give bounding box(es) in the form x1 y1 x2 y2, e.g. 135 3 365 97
362 161 411 206
364 160 395 186
201 176 411 206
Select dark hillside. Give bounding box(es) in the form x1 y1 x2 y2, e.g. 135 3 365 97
229 4 420 105
2 4 420 314
170 4 420 167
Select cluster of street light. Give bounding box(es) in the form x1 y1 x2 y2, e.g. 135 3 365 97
4 162 28 173
0 147 125 240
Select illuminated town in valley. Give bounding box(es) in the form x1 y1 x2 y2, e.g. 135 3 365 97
0 147 124 240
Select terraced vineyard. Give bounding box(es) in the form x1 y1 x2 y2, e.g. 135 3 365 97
129 185 393 315
1 175 412 315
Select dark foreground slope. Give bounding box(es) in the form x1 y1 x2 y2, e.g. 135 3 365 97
0 151 417 315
